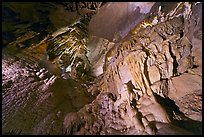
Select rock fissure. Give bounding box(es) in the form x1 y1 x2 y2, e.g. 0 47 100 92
2 2 202 135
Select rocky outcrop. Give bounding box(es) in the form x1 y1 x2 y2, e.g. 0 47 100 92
63 2 202 135
2 2 202 135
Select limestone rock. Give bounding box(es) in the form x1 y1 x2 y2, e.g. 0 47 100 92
63 2 202 135
2 2 202 135
148 65 160 84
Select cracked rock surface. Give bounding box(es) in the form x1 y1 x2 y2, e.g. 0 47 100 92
63 2 202 135
2 2 202 135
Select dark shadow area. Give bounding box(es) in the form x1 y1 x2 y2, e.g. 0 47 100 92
153 92 202 135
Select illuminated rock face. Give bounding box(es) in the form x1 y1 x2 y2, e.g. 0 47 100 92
63 2 202 135
88 2 156 42
2 2 202 135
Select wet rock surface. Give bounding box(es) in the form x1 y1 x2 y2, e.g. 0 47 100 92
2 2 202 135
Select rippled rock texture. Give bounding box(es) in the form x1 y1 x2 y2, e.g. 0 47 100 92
2 2 202 135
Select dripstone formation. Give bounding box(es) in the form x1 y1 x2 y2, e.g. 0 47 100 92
2 2 202 135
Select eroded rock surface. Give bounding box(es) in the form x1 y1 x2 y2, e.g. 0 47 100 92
2 2 202 135
63 2 202 135
2 49 94 134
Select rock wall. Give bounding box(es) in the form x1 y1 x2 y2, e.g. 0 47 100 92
2 2 202 135
63 2 202 135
